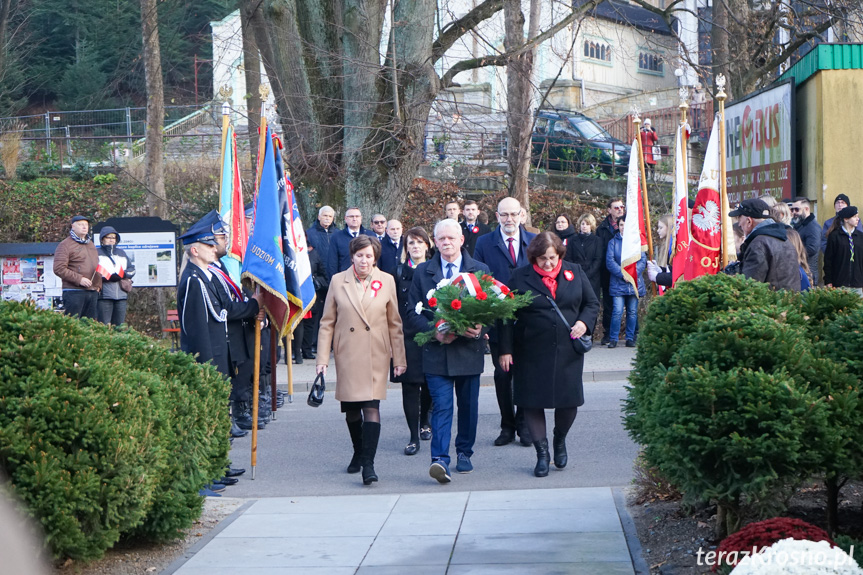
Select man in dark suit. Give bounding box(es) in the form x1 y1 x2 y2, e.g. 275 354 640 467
379 219 404 275
460 200 491 255
326 207 375 278
473 197 536 447
406 219 491 483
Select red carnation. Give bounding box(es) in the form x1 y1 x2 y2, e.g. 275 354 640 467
450 299 462 310
507 292 515 299
476 292 488 301
500 285 510 294
428 297 438 307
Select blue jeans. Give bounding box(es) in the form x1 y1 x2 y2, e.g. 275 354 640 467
611 295 638 342
63 289 98 320
425 374 480 466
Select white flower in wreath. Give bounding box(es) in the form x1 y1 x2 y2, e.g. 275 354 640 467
436 278 450 289
426 288 436 300
415 302 424 315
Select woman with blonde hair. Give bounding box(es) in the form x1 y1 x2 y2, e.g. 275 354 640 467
646 214 675 289
772 203 811 289
564 213 603 298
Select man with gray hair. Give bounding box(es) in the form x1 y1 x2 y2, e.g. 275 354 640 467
406 219 491 483
307 205 336 267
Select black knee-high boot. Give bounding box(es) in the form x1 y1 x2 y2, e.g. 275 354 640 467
346 420 363 474
552 428 568 469
533 438 550 477
361 422 381 485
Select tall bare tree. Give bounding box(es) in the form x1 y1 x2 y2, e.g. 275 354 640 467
140 0 166 218
240 1 262 167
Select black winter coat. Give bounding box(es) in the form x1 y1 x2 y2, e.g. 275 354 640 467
499 262 599 408
596 216 617 290
405 250 491 377
824 228 863 288
565 232 603 298
460 220 491 256
389 261 424 383
178 263 230 377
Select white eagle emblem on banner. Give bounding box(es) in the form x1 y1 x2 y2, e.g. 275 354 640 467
692 200 720 236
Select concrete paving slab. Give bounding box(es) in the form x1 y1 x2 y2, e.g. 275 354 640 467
447 562 636 575
175 536 374 570
450 532 632 565
360 534 457 566
459 507 623 534
217 512 391 538
169 487 638 575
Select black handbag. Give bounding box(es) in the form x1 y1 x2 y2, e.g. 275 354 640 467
307 373 326 407
546 295 592 354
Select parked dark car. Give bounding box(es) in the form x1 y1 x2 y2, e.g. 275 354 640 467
531 109 630 175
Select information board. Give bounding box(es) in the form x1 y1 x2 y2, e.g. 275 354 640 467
724 81 794 204
94 230 177 288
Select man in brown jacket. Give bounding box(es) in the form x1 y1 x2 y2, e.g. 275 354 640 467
53 215 101 319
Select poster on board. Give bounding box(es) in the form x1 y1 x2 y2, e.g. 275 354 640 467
94 231 177 288
724 81 794 204
0 256 62 304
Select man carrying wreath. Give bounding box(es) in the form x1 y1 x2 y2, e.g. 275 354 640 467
406 219 491 484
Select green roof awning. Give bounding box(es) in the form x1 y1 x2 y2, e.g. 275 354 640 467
780 43 863 87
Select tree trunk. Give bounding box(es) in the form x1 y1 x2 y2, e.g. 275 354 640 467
140 0 166 219
240 3 261 167
826 477 840 537
503 0 536 221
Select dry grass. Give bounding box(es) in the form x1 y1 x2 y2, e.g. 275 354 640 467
0 124 24 179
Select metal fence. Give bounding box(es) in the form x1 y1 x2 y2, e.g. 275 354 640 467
0 105 211 163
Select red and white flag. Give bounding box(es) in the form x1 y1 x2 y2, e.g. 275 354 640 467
685 116 723 280
670 123 690 287
621 139 648 294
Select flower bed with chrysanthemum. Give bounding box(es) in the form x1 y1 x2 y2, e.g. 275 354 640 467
729 538 862 575
413 272 533 345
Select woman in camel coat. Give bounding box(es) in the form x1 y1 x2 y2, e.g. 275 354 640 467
317 235 407 485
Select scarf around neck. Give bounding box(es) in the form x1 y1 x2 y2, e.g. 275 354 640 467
533 259 563 299
70 230 90 244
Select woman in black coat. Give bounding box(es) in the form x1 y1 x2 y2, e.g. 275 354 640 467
565 213 603 299
499 232 600 477
552 213 577 247
824 205 863 293
389 226 434 455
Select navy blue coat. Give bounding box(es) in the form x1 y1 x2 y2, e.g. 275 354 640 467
326 226 375 279
405 250 491 377
379 235 404 275
460 220 491 256
178 263 229 377
306 221 336 272
472 226 536 342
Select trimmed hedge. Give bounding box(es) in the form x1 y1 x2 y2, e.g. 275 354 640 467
625 275 863 537
0 301 230 560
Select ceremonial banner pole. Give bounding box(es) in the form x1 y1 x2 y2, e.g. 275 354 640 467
286 335 294 403
632 115 655 261
219 98 230 164
270 325 278 417
673 88 689 262
716 75 732 269
251 315 262 479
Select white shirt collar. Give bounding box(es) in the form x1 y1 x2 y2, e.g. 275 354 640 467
441 255 462 277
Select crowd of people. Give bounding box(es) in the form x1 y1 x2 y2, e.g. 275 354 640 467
54 189 862 490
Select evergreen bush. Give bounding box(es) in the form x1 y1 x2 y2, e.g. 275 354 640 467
625 274 779 443
0 301 230 560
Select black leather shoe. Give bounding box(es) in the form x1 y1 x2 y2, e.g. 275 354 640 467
293 357 303 364
607 340 618 349
404 442 419 456
493 431 515 446
420 426 432 441
302 352 316 360
213 477 238 486
230 421 248 438
225 467 246 477
519 435 533 447
626 340 636 348
600 337 611 345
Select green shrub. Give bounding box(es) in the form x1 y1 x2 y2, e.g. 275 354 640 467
625 274 780 443
0 301 230 560
16 160 42 181
69 159 95 181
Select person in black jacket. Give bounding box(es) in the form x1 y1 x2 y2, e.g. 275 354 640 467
596 198 625 343
296 237 329 363
824 206 863 294
499 232 599 477
389 226 434 455
552 214 576 246
379 220 404 275
405 219 491 483
565 214 603 299
791 197 821 285
305 206 336 353
460 200 491 256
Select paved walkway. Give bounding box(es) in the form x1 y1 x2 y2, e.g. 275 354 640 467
163 346 644 574
168 487 639 574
